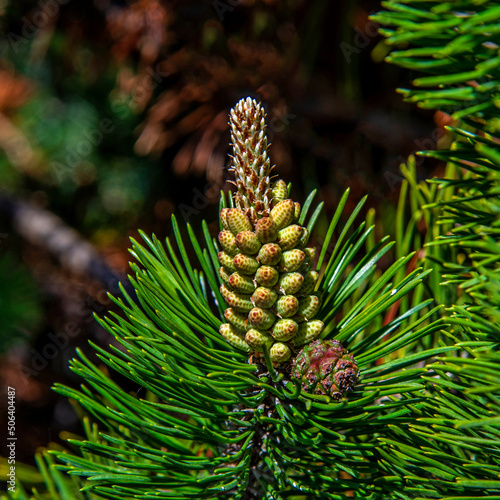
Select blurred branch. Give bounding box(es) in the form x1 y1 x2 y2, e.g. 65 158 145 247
0 193 130 295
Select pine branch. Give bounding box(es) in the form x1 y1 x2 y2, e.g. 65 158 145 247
0 193 127 293
21 97 449 499
373 2 500 497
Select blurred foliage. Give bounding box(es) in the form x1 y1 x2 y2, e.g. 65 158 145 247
0 18 153 234
0 252 42 352
0 0 430 240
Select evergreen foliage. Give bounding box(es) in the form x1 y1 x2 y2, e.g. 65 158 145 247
370 1 500 497
2 1 500 499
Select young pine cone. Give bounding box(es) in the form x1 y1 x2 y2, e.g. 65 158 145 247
291 339 359 399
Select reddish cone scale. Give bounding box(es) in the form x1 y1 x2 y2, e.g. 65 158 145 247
292 339 359 399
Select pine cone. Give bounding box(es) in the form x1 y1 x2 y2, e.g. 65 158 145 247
218 98 324 364
291 339 359 399
229 97 273 222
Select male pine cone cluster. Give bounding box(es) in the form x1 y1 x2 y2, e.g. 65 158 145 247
218 183 324 364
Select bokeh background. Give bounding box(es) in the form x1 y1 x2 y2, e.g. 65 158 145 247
0 0 446 465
